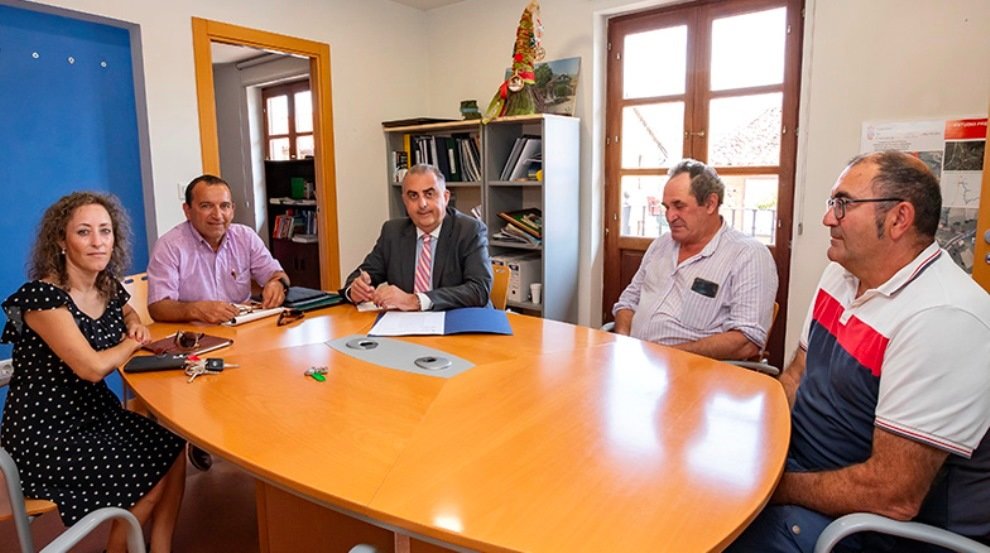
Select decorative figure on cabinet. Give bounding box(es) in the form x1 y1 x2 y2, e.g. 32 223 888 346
482 0 545 123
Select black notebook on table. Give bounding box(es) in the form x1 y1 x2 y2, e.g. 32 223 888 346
254 286 343 312
123 354 188 373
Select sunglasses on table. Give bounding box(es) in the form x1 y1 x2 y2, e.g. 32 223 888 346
277 308 305 327
174 331 205 349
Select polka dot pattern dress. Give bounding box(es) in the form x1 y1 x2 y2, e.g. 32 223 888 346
0 281 185 524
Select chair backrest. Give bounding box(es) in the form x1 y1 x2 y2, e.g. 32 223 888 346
121 273 152 325
815 513 990 553
747 301 780 362
1 446 146 553
490 264 510 310
1 447 56 553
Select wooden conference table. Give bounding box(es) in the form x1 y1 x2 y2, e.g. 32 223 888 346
122 306 790 552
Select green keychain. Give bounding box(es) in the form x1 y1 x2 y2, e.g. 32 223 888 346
305 367 328 382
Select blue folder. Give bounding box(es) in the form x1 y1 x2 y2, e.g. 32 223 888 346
444 307 513 335
369 307 513 336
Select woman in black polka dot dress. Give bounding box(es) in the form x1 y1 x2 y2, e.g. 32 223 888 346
0 192 186 553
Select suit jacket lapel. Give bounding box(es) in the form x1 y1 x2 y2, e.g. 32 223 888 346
433 210 455 288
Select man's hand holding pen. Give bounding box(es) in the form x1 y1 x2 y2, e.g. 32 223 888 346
349 270 376 303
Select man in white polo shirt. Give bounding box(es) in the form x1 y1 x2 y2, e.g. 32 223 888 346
728 151 990 552
611 159 778 360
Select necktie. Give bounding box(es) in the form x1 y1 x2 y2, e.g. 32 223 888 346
414 234 432 293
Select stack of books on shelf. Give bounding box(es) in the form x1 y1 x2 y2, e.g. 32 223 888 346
269 197 317 206
273 209 318 241
402 134 481 182
499 136 542 182
494 207 542 246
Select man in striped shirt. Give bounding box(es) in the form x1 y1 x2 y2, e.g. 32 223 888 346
611 159 778 360
728 151 990 552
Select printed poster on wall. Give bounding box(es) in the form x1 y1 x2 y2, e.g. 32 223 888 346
860 117 987 273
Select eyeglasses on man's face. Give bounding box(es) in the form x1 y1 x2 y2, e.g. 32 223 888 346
826 196 904 221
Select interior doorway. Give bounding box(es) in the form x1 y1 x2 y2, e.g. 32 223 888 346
191 17 340 290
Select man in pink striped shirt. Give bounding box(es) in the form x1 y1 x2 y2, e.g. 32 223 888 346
147 175 289 324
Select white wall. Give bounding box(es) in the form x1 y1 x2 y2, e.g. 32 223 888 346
26 0 432 283
426 0 990 355
787 0 990 355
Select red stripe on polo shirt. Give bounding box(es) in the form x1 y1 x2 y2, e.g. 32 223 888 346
812 290 889 377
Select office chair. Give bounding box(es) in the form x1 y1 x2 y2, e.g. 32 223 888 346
121 273 152 325
490 264 511 310
120 273 152 411
815 513 990 553
725 301 780 376
1 447 146 553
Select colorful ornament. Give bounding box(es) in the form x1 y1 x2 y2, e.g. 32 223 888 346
483 0 545 123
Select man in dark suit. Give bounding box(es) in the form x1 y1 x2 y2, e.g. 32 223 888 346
343 164 492 311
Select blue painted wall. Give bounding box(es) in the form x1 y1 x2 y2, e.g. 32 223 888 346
0 5 148 415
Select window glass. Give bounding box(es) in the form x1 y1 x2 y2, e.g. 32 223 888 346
621 102 684 169
620 175 668 238
296 134 314 159
269 138 290 161
710 8 786 91
623 26 687 99
708 93 782 167
718 174 778 245
266 95 289 135
295 91 312 133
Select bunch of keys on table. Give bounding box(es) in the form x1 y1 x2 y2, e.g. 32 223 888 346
186 356 239 383
304 366 328 382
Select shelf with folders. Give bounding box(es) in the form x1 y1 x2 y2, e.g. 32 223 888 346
384 120 484 220
384 120 482 184
382 114 579 323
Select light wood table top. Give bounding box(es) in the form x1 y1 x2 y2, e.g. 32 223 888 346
124 307 790 552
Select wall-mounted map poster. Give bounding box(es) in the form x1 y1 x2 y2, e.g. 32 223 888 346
861 117 987 273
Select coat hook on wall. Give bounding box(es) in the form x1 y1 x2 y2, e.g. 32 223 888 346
32 52 39 59
67 56 75 64
100 60 107 68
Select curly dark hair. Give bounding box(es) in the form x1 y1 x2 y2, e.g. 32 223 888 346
29 192 131 299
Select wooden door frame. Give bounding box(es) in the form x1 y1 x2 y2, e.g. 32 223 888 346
191 17 340 290
974 100 990 293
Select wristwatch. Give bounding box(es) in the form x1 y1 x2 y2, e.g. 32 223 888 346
277 276 290 292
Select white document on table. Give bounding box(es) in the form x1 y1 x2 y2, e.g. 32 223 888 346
222 305 284 326
369 311 445 336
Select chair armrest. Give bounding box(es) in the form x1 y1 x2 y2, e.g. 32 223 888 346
814 513 990 553
41 507 145 553
724 360 780 377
